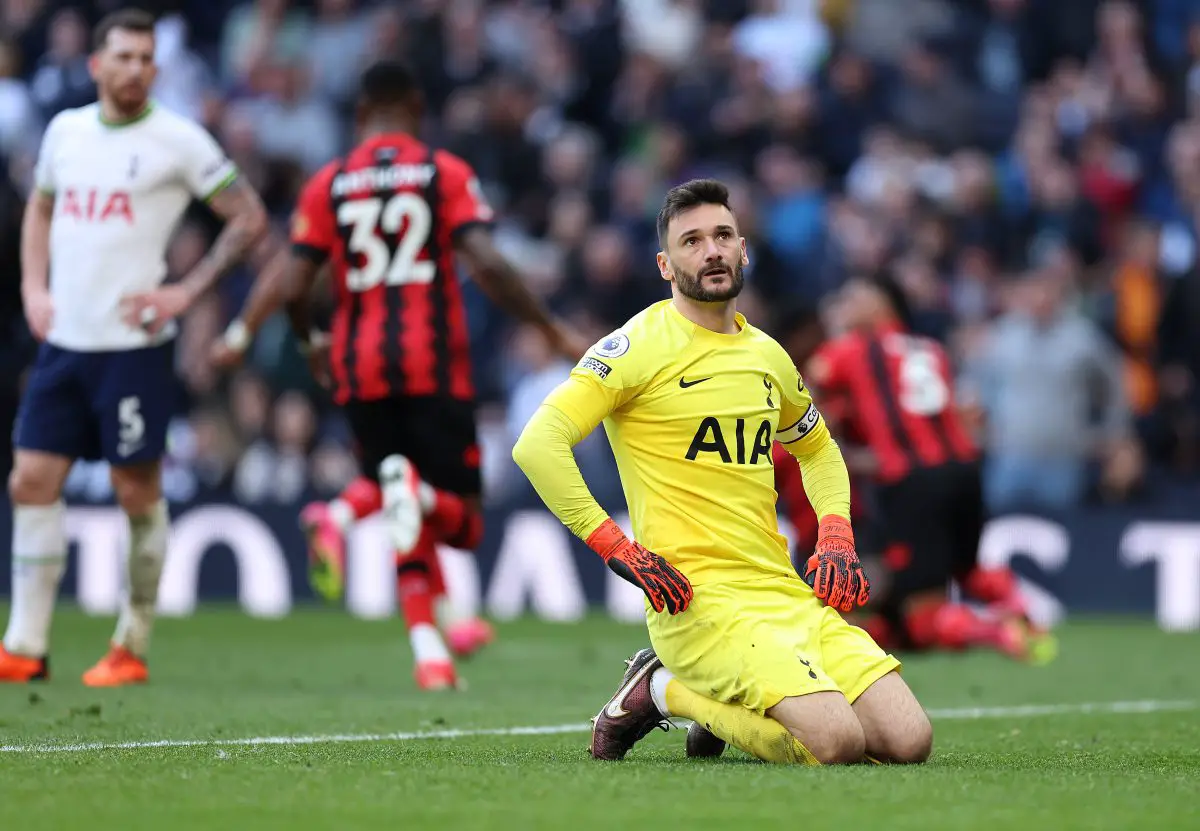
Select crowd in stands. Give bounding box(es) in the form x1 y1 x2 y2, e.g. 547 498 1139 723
1 0 1198 516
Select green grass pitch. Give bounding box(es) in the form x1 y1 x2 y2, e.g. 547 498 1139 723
0 608 1197 830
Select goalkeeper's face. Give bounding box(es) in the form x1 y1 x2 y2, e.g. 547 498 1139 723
660 203 748 303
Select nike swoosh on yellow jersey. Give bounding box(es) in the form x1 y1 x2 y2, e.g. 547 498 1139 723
678 376 712 389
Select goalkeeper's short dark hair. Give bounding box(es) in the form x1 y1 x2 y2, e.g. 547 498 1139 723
656 179 733 247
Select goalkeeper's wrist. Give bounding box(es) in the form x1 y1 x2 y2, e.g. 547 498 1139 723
584 518 626 560
817 514 854 542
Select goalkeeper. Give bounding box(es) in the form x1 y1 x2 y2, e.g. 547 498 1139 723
513 179 932 766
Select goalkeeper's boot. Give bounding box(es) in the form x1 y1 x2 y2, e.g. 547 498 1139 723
589 648 670 760
82 644 148 687
446 618 495 659
301 502 346 602
0 646 48 682
685 721 727 759
414 659 459 691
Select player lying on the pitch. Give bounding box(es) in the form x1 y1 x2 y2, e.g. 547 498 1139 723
513 179 932 764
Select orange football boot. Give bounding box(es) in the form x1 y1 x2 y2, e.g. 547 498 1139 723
414 659 459 691
0 646 48 682
82 644 148 687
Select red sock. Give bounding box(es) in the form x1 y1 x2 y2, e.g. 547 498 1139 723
396 527 439 629
962 567 1015 604
338 477 382 520
905 602 1008 651
418 540 447 598
963 567 1028 619
425 489 483 550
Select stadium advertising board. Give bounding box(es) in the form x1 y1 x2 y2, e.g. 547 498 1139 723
0 495 1197 631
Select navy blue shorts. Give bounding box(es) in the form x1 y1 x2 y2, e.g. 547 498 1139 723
14 341 175 465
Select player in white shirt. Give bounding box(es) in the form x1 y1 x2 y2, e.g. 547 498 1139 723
0 9 267 686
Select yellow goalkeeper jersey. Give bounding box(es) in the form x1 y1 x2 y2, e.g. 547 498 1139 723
537 299 846 585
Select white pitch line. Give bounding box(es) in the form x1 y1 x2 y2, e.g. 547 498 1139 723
0 699 1193 755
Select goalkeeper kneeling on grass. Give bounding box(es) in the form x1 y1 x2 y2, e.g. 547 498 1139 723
513 178 932 765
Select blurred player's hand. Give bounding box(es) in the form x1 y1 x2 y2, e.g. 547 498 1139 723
586 518 693 614
804 515 870 613
301 331 332 389
210 340 245 370
211 319 253 371
120 285 193 335
22 287 54 341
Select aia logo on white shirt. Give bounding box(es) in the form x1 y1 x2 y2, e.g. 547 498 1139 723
58 188 134 223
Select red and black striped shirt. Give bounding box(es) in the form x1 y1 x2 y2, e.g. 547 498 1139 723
808 325 978 484
290 133 493 404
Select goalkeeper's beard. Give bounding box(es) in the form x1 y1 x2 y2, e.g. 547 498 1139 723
673 258 745 303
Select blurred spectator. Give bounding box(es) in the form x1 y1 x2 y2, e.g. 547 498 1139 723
307 0 372 109
964 262 1140 513
0 38 40 163
889 36 978 153
220 0 310 87
28 7 93 122
731 0 830 93
0 159 27 479
620 0 702 71
152 13 212 122
231 61 338 174
231 377 319 504
0 0 1195 509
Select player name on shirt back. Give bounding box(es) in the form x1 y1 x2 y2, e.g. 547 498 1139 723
331 164 436 197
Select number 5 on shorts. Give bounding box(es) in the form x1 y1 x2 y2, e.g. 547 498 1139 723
117 395 144 456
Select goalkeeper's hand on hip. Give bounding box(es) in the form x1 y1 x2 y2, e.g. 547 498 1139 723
804 515 870 613
586 519 693 614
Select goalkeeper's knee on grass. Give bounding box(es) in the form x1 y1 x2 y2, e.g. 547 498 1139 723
648 668 827 765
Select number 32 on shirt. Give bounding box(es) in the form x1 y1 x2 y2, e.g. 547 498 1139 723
338 193 434 291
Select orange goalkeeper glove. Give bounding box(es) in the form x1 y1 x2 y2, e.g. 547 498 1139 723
804 515 870 613
586 519 693 614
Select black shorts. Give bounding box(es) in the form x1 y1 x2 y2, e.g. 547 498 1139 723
876 461 984 604
344 396 481 496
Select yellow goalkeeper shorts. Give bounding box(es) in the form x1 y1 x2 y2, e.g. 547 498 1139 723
647 575 900 715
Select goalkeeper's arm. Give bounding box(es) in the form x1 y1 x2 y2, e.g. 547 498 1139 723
511 402 609 542
512 382 692 614
779 417 870 612
781 417 851 522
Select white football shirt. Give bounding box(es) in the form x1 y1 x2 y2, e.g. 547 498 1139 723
34 101 238 351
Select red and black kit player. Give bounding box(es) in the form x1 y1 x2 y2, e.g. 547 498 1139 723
215 61 587 689
807 277 1055 662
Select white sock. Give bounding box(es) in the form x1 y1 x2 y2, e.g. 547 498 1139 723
435 596 470 631
649 666 674 717
3 503 67 658
327 498 355 531
113 500 169 658
410 623 451 663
